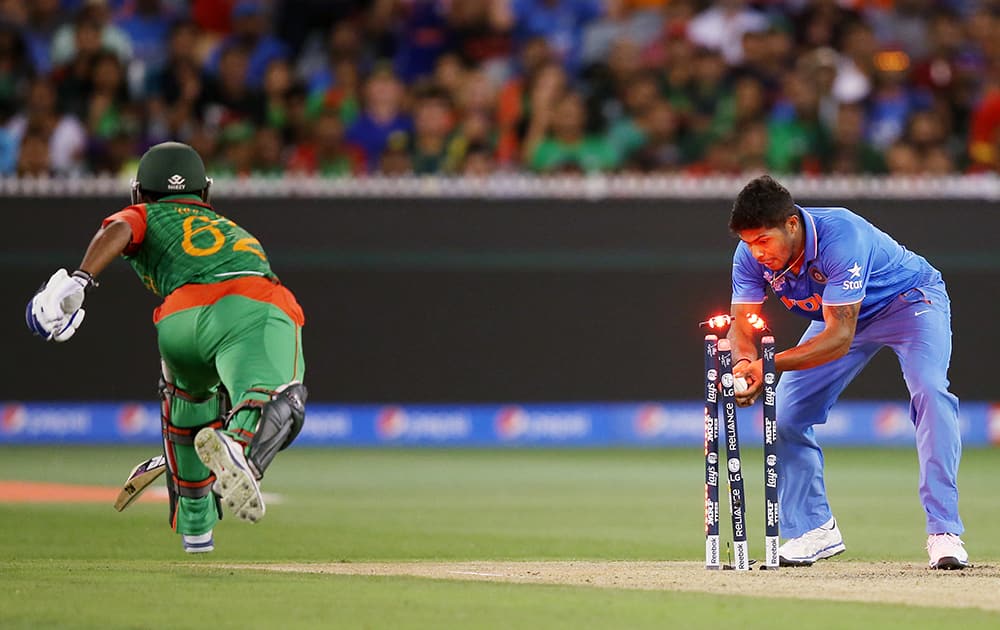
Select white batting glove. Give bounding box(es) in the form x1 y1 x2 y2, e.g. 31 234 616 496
25 269 93 342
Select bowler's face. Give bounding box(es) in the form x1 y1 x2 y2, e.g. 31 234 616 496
738 217 798 271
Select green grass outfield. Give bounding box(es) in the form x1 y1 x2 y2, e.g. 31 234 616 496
1 446 998 628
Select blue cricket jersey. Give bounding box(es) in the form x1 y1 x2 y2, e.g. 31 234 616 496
732 206 939 321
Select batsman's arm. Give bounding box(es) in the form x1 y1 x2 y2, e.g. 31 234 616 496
25 220 132 342
775 301 860 371
78 219 133 278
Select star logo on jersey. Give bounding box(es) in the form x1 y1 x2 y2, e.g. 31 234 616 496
847 262 862 278
167 174 186 190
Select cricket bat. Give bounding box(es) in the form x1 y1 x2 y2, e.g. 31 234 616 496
114 454 167 512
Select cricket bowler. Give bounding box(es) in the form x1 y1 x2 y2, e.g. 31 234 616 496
726 175 969 570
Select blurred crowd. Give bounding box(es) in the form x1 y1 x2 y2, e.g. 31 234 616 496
1 0 999 179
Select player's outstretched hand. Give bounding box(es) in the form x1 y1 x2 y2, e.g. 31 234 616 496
25 269 90 342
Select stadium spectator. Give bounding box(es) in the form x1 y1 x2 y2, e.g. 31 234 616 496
15 130 51 176
686 0 767 66
866 0 932 61
656 29 698 135
527 89 621 173
459 140 495 175
202 44 265 129
968 87 1000 173
2 0 61 75
260 58 296 136
493 0 606 75
447 0 514 84
144 21 210 143
584 36 644 138
797 47 840 130
885 140 921 175
346 64 412 171
379 128 413 174
370 0 453 85
50 0 132 67
495 36 555 166
190 0 237 38
0 2 993 176
214 119 255 176
922 144 955 174
735 120 768 173
0 20 36 120
409 81 455 173
447 108 498 172
831 20 877 104
865 48 933 151
789 0 862 54
287 107 365 176
579 0 662 68
829 101 886 174
456 67 498 118
205 0 290 89
684 46 734 162
766 71 832 174
251 125 285 176
625 98 682 172
431 51 467 108
301 20 366 123
605 69 661 163
113 0 178 72
8 76 87 174
82 51 132 139
52 14 107 119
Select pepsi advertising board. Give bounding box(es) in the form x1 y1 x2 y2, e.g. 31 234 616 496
1 401 998 447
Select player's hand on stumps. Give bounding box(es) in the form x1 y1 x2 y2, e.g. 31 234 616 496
26 269 92 342
733 358 763 407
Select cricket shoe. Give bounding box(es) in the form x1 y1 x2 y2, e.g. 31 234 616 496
182 531 214 553
778 517 846 566
195 428 266 523
927 533 970 570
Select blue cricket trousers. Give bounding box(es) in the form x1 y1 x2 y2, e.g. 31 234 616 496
776 275 963 538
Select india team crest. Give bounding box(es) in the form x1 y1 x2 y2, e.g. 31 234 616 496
809 267 827 284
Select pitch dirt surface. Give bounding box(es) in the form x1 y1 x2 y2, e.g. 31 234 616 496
216 560 1000 612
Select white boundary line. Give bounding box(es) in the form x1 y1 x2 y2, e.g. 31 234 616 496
0 174 996 200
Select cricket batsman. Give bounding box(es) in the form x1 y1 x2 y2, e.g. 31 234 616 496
25 141 307 553
726 175 969 569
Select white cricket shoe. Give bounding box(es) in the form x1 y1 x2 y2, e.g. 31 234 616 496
927 533 970 570
778 517 846 566
195 428 266 523
182 530 214 553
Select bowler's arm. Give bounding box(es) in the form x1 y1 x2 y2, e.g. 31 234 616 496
729 302 762 365
775 302 860 371
729 303 764 405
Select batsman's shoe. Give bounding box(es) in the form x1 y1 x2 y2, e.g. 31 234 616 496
182 531 214 554
927 533 970 570
778 517 846 566
195 429 266 523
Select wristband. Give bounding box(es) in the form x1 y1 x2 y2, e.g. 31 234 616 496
72 269 99 292
734 357 752 368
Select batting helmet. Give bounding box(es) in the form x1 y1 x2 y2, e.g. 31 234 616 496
131 142 212 204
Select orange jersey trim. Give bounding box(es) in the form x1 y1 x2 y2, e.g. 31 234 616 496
154 276 306 326
102 205 148 254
